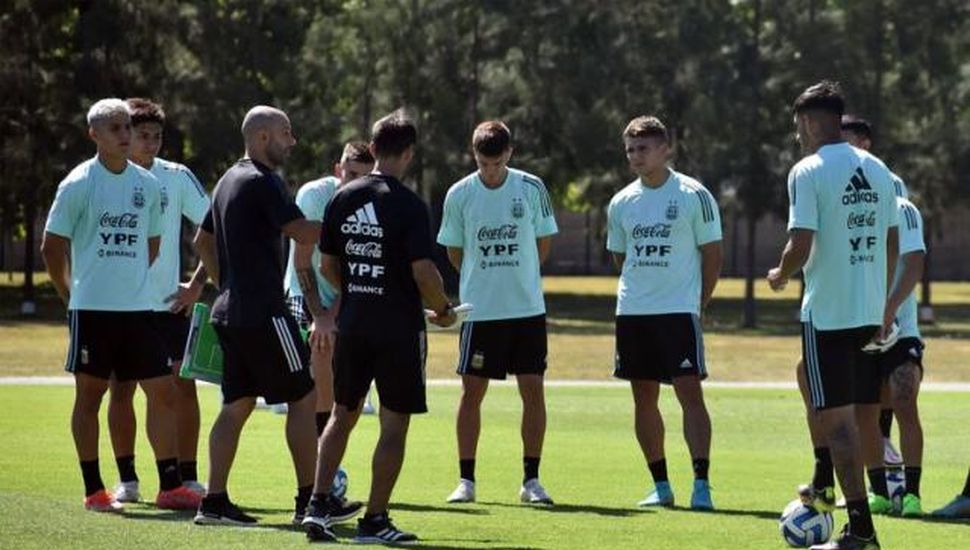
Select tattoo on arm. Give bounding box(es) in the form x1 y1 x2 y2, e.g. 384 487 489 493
297 267 327 319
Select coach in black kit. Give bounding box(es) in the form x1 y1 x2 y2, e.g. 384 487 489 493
301 110 455 544
192 106 321 526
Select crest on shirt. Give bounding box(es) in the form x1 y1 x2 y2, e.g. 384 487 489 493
159 186 169 214
511 197 525 219
132 186 145 209
665 200 679 221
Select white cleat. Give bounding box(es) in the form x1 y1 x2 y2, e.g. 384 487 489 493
520 478 554 505
446 479 476 503
113 481 141 503
883 438 903 466
182 480 207 497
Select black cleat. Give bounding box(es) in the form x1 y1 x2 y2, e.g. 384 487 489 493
193 496 257 526
353 513 418 544
810 525 880 550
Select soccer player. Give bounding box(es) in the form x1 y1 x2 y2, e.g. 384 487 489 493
41 98 200 512
107 98 210 503
284 141 375 438
768 81 898 550
606 116 722 510
192 106 322 526
301 110 455 543
437 120 558 505
932 468 970 518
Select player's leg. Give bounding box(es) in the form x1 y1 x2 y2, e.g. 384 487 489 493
172 368 202 492
74 372 119 511
888 351 923 516
672 375 713 510
878 384 902 466
631 379 671 506
311 340 335 436
797 358 836 510
367 407 411 516
511 315 551 504
107 377 140 502
449 374 488 502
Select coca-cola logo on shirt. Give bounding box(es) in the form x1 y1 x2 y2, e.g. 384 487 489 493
477 224 518 241
846 210 877 230
632 223 671 239
345 239 383 259
99 212 139 228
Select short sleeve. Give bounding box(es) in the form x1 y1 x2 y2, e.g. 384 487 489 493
606 198 626 253
178 165 210 225
297 185 327 223
259 176 303 230
436 186 465 248
692 187 722 246
787 166 818 232
45 181 81 238
898 201 925 255
405 196 434 262
527 178 558 238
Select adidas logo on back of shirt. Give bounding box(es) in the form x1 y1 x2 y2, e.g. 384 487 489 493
842 168 879 205
341 202 384 237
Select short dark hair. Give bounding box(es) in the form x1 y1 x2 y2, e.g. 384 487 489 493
126 98 165 126
341 141 374 164
472 121 512 157
793 81 845 116
371 109 417 157
840 115 872 140
622 116 668 142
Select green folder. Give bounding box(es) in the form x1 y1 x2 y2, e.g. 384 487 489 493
179 303 223 384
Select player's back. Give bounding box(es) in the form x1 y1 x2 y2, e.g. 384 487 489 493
789 143 898 330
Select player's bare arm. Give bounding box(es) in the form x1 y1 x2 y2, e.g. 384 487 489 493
166 263 208 314
282 218 321 246
295 241 327 319
446 247 463 271
41 231 72 305
411 258 455 326
700 240 723 310
881 226 901 335
537 236 552 265
321 253 342 290
148 236 160 266
611 252 625 272
768 229 813 291
886 251 924 319
193 228 219 287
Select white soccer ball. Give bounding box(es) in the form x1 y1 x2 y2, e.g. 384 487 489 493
331 466 348 499
780 499 834 547
886 468 906 513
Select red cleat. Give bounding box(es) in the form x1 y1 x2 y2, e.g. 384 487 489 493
156 485 203 510
84 489 124 513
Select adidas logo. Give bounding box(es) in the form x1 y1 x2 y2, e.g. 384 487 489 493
340 202 383 237
679 359 693 369
842 167 878 205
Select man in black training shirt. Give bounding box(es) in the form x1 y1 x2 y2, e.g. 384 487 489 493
302 110 455 544
192 106 327 526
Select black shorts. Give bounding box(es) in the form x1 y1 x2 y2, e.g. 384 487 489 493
875 337 924 379
153 311 191 366
213 314 314 405
614 313 707 383
65 310 169 382
285 295 312 330
456 314 548 380
333 330 427 414
802 322 881 410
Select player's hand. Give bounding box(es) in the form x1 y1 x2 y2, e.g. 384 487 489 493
879 308 895 341
166 281 204 315
427 307 457 328
766 268 788 292
309 315 336 354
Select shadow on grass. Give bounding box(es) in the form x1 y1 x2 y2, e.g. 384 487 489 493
394 502 490 515
685 507 781 521
480 500 644 518
909 515 970 525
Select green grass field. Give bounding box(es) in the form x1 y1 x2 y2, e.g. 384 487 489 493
0 384 967 549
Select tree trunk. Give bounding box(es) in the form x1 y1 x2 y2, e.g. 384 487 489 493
742 212 757 328
919 219 934 323
21 183 36 315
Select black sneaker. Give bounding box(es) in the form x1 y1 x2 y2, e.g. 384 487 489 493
292 492 311 525
301 507 337 543
193 496 257 526
354 513 418 544
810 525 880 550
320 494 364 524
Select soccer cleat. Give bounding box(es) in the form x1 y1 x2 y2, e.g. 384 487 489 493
182 480 206 497
156 485 204 510
931 494 970 518
301 506 337 543
638 481 674 507
353 513 418 544
810 525 880 549
799 484 836 513
113 481 140 503
882 438 903 467
867 493 894 515
84 489 124 513
301 494 364 525
690 479 714 510
446 479 476 503
193 497 257 526
519 478 554 505
900 493 923 517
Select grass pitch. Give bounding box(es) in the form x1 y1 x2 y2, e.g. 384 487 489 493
0 383 967 549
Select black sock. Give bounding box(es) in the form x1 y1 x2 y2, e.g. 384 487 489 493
311 492 329 504
315 411 331 438
364 511 387 521
204 491 228 504
648 459 669 483
692 458 710 481
179 461 198 483
879 409 893 439
963 468 970 498
904 466 922 497
868 467 889 498
156 457 181 491
459 459 476 482
116 455 138 483
80 459 105 497
846 498 875 539
523 456 540 483
812 447 834 490
296 484 313 510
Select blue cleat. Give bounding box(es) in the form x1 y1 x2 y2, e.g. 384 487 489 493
637 481 674 507
690 479 714 511
931 494 970 519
